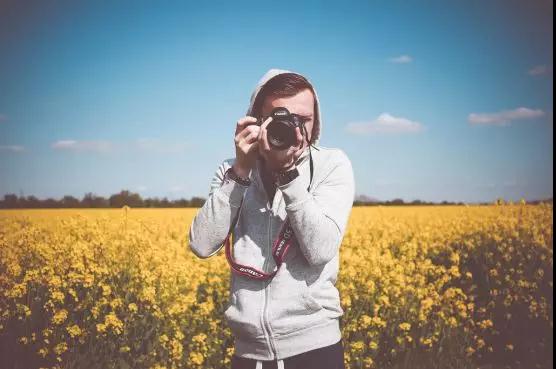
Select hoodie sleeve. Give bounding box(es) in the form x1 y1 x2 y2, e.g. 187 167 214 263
188 158 249 259
277 149 355 266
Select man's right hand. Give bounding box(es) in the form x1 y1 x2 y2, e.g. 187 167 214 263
233 116 272 177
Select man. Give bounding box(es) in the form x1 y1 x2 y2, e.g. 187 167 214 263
189 68 355 369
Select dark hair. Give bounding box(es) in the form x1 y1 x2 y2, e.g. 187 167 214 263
251 73 319 144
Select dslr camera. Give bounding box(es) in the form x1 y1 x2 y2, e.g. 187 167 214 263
256 107 308 150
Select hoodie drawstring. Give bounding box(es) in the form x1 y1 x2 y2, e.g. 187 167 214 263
255 359 285 369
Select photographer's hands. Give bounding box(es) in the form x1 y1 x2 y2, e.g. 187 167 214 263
233 115 306 179
258 118 305 173
233 116 269 178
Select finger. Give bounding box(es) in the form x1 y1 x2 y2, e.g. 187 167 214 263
235 116 258 135
236 125 259 142
258 116 273 134
262 116 273 127
257 116 272 137
260 125 271 152
295 127 303 149
258 117 272 152
237 131 259 151
238 116 258 126
285 127 303 155
241 124 260 138
244 130 259 144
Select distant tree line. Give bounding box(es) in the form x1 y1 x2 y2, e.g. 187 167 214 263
0 191 552 209
353 197 553 206
354 198 466 206
353 198 553 206
0 191 206 209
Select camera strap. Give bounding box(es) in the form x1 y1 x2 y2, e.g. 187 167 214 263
223 138 315 280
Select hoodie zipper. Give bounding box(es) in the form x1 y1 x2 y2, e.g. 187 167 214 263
261 200 278 359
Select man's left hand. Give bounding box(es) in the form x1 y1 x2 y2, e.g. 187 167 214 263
258 117 306 172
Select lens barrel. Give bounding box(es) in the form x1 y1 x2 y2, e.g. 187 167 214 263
266 107 301 150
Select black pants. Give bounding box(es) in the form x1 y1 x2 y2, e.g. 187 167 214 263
231 339 346 369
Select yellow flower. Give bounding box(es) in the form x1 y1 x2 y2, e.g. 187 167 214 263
96 323 107 333
110 298 123 309
101 285 112 297
378 295 390 307
352 341 365 352
447 317 458 327
103 312 123 335
159 334 169 344
189 351 204 365
421 297 434 310
360 314 373 328
51 309 68 325
192 333 207 344
53 342 68 355
66 324 82 338
0 200 551 368
51 291 65 302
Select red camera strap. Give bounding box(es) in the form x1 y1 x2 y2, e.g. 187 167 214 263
224 216 296 280
222 132 316 281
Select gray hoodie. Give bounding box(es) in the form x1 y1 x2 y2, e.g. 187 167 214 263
188 68 355 363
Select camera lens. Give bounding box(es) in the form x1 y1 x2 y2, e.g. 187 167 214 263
268 119 296 150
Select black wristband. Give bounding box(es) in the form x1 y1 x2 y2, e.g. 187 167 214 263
273 166 299 186
226 167 251 186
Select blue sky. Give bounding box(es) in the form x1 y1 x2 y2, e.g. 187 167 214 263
0 0 553 203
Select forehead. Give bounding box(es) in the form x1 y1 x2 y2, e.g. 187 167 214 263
261 88 314 116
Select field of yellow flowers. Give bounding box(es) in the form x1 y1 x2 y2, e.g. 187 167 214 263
0 204 552 369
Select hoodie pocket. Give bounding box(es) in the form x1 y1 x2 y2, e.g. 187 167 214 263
224 287 266 341
302 285 324 312
268 278 325 337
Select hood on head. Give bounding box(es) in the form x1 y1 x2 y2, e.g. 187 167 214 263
246 68 322 147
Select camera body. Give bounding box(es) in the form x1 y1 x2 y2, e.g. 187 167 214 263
257 107 307 150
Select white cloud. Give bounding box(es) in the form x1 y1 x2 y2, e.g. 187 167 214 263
346 113 424 135
50 138 191 154
389 55 413 64
51 139 113 153
169 185 187 193
0 145 25 152
468 107 546 126
134 138 190 154
136 185 148 193
528 64 552 76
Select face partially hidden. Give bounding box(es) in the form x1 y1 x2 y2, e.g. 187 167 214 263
258 88 315 172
